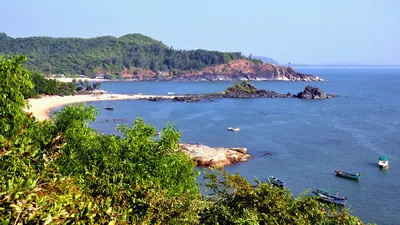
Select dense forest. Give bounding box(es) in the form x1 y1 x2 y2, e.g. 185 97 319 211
0 32 258 76
0 55 365 224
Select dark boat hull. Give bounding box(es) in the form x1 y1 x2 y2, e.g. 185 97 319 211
312 190 347 206
268 176 285 188
335 170 360 180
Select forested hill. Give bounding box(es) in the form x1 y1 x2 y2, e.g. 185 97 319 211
0 32 251 75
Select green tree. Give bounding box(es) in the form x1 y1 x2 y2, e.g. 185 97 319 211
0 55 33 140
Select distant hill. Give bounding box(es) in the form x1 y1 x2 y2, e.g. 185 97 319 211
0 32 249 75
253 56 279 64
0 33 324 81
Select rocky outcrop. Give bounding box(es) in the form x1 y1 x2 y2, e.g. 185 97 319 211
172 95 208 102
170 60 324 82
88 60 324 82
222 82 291 98
296 85 338 99
180 143 252 167
146 82 337 102
125 60 323 82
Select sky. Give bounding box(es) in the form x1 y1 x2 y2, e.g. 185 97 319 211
1 0 399 65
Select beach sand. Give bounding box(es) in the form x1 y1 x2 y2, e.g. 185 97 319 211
27 94 175 121
49 78 109 83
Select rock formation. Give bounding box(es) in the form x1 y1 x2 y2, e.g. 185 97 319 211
146 81 338 102
221 81 290 98
179 143 252 167
296 85 338 99
170 60 324 82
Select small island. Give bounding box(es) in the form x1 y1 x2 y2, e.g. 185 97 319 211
149 81 338 102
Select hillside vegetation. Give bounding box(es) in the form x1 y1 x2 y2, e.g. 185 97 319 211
0 55 365 224
0 33 252 75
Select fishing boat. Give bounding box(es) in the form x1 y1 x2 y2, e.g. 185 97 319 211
268 176 285 188
228 127 240 131
335 170 361 180
105 106 114 110
378 156 389 168
312 189 347 206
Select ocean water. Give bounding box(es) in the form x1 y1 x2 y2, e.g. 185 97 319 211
63 68 400 224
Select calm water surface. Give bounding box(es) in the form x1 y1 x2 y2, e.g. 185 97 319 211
62 68 400 224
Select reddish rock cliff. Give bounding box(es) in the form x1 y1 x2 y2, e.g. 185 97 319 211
105 59 323 81
172 60 323 81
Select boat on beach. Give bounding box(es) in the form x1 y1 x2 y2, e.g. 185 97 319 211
228 127 240 131
335 169 360 180
378 156 389 168
312 189 348 206
268 176 285 188
105 106 114 110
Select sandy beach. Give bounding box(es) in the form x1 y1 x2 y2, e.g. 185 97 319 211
27 94 176 121
49 77 110 83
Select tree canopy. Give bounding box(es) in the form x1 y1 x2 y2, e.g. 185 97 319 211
0 33 248 75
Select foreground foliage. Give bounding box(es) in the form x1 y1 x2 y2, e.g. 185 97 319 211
201 170 364 224
0 55 366 224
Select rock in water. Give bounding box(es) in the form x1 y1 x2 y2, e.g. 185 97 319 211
146 82 338 102
179 143 252 167
297 85 328 99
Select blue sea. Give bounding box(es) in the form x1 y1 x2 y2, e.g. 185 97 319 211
57 67 400 224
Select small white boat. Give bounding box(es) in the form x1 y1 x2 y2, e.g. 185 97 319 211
228 127 240 132
168 92 175 95
378 156 389 168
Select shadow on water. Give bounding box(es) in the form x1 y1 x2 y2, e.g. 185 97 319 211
255 151 278 158
333 175 361 183
365 162 377 168
378 167 390 172
300 138 344 145
364 162 390 172
256 111 286 116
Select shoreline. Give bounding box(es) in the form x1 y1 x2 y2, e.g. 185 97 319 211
49 78 111 83
27 94 253 167
27 94 177 121
53 78 324 82
27 83 336 121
